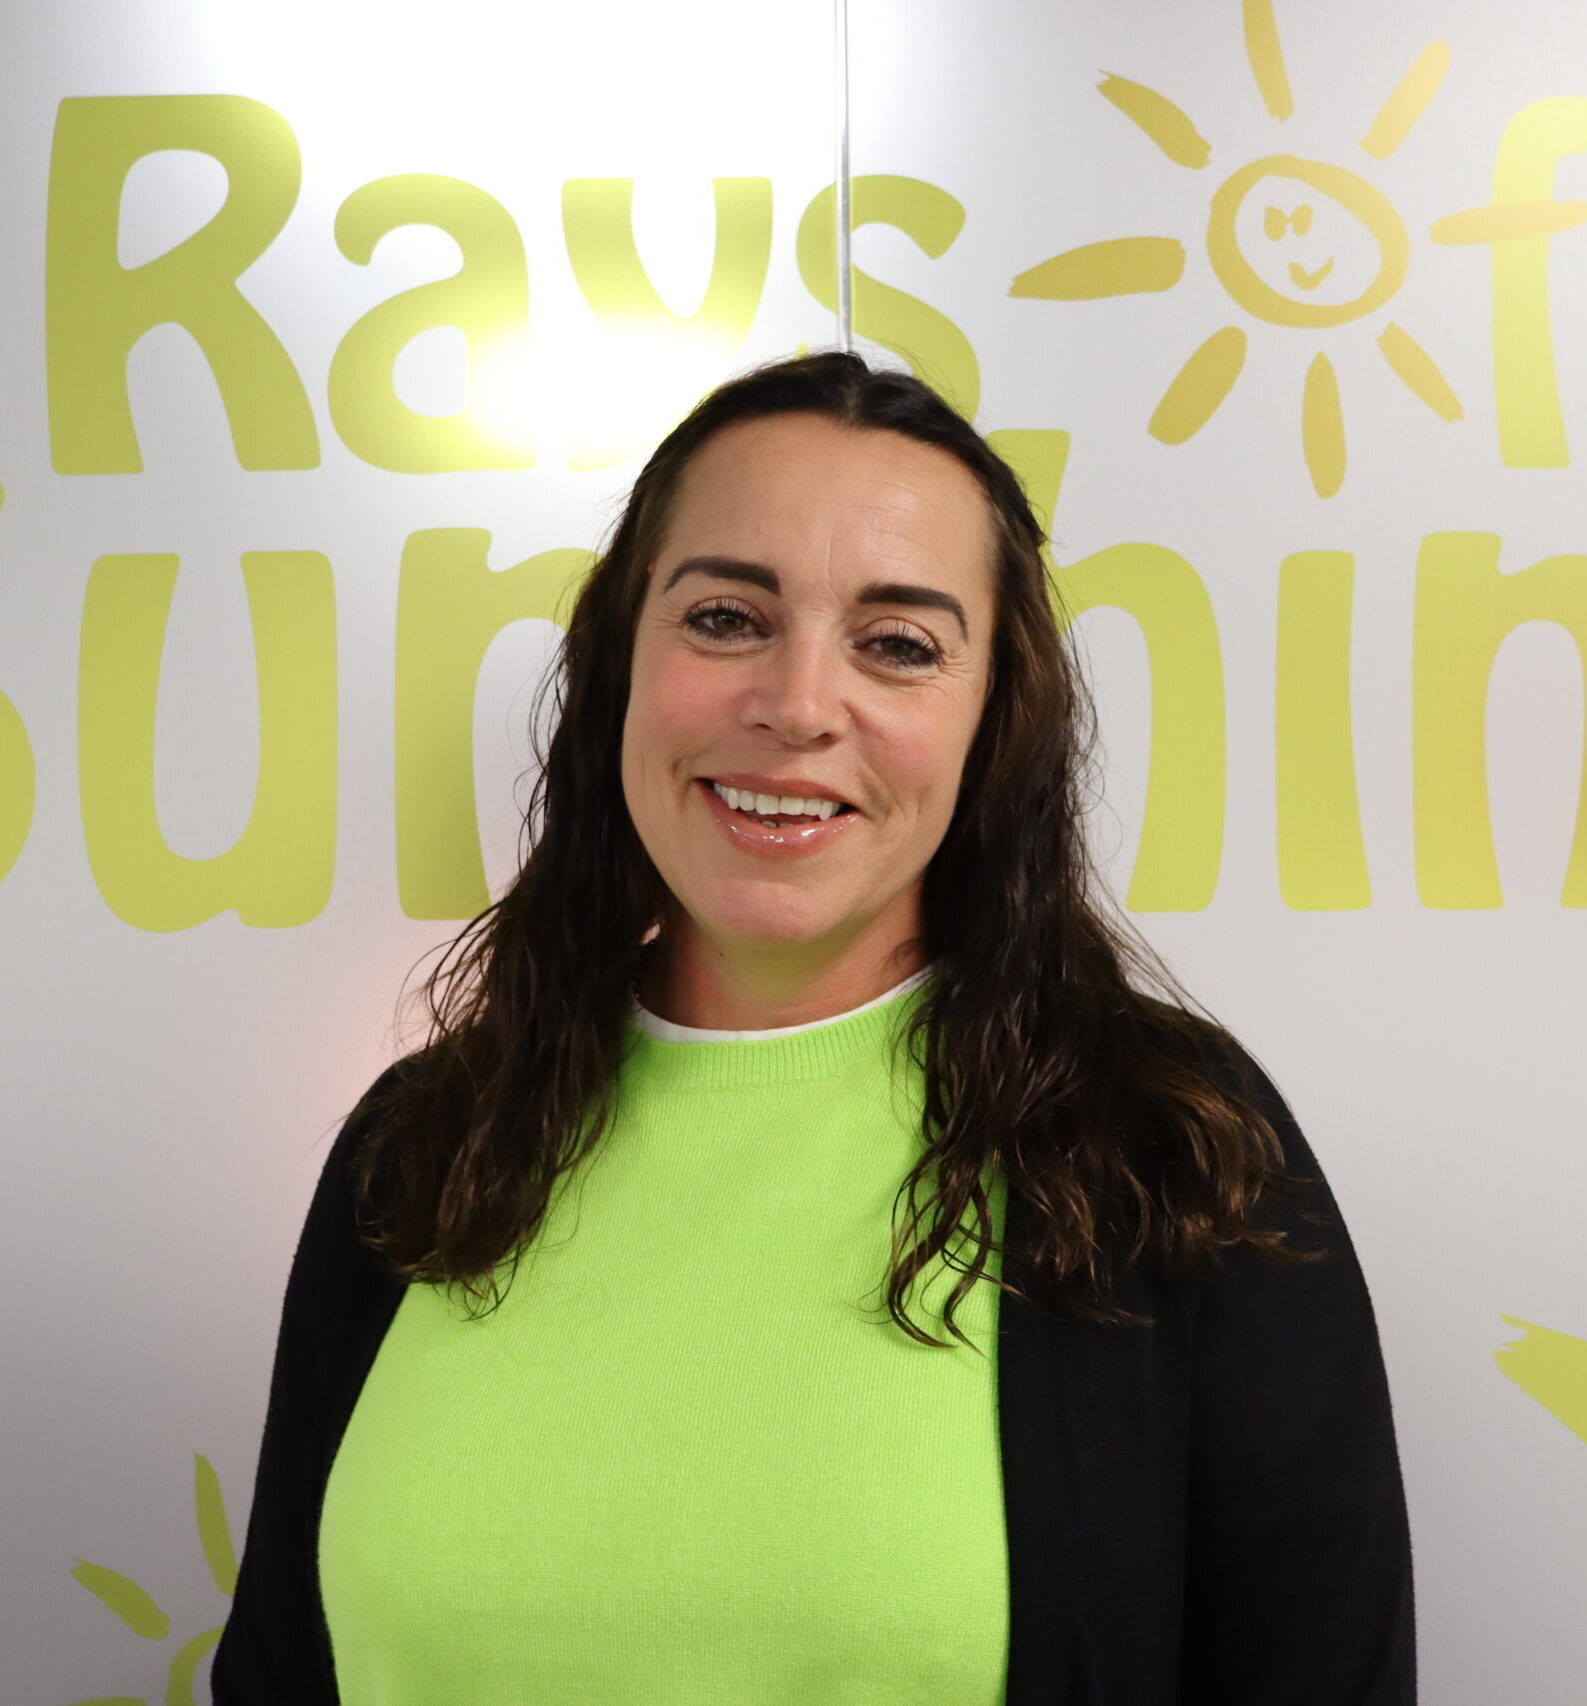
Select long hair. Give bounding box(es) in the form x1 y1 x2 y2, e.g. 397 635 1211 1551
349 350 1322 1347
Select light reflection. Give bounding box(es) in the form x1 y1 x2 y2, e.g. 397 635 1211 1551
474 321 742 471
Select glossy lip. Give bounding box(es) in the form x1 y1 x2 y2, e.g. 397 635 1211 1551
694 777 861 858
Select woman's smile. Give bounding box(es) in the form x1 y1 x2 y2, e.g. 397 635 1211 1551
692 775 863 858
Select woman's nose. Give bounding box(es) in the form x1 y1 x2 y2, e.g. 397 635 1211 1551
744 629 847 745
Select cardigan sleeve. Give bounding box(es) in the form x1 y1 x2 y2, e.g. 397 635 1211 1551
1178 1048 1417 1704
210 1066 406 1706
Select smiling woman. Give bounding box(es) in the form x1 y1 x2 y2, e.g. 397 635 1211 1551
212 352 1416 1706
622 411 996 1026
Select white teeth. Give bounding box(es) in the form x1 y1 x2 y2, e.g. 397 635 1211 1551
710 781 845 821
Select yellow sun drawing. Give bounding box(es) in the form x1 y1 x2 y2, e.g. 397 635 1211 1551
1011 0 1472 498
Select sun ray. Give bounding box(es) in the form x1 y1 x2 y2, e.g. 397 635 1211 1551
1243 0 1294 121
1149 327 1248 444
1010 238 1185 301
1360 41 1451 159
1496 1318 1587 1448
1097 73 1212 169
1430 201 1587 244
1377 323 1462 421
1302 353 1345 498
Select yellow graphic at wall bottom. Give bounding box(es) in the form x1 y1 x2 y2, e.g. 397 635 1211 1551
58 1452 234 1706
1496 1317 1587 1448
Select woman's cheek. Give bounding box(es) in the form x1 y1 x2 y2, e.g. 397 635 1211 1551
678 648 734 705
635 642 708 732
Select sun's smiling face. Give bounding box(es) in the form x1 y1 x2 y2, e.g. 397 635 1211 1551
1263 200 1334 295
1009 1 1467 498
1209 156 1410 327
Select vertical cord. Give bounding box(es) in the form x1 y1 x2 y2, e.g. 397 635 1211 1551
834 0 853 351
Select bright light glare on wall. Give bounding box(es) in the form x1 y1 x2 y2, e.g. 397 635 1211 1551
474 321 742 471
190 0 830 469
197 0 822 175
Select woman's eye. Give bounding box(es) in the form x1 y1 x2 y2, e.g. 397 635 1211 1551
682 604 941 670
683 602 759 641
866 628 942 670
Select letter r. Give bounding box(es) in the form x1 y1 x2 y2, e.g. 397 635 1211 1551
46 95 319 473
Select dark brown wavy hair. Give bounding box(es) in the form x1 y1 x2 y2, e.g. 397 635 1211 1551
349 349 1323 1347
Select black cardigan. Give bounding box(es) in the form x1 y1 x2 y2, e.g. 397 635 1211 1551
211 1047 1416 1704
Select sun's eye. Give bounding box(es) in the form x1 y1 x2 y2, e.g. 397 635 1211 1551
682 599 761 642
865 624 943 670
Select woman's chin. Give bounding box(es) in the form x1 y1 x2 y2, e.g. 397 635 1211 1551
684 893 852 953
718 917 844 953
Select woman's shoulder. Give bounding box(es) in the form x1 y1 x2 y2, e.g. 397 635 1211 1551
325 1056 413 1157
1132 995 1319 1180
310 1051 432 1222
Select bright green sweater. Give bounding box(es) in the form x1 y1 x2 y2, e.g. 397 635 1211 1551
318 977 1009 1704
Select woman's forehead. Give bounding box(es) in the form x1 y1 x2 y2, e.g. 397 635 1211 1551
662 414 995 586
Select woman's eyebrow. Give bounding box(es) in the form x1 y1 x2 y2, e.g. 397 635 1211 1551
859 581 969 641
662 555 780 597
662 555 969 640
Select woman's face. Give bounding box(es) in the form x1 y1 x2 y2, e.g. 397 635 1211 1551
621 412 997 973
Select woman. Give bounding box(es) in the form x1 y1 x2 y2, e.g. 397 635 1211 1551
211 352 1416 1705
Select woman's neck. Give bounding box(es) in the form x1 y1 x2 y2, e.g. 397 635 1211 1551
636 934 929 1032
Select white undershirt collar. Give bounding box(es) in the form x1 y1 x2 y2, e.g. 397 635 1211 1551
630 966 934 1043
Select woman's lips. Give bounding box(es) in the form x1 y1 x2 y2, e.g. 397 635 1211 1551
694 778 860 858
